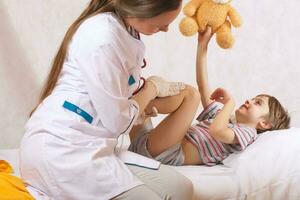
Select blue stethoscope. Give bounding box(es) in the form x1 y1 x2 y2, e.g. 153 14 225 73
132 60 146 96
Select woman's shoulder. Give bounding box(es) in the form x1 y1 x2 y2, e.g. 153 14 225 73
74 13 118 43
83 12 122 31
71 12 142 54
69 12 144 61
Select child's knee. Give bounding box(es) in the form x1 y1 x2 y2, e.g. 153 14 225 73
183 85 201 103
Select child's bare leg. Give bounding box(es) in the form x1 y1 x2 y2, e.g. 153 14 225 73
146 91 190 114
147 85 200 157
129 86 195 142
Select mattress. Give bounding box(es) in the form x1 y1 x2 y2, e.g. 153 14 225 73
1 128 300 200
175 128 300 200
0 149 243 199
173 165 245 200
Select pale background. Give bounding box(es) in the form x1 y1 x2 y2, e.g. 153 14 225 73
1 0 300 149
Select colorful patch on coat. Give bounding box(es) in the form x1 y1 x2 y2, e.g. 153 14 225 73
128 75 136 86
63 101 93 124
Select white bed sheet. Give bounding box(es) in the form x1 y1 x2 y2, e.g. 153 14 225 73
0 149 244 199
174 128 300 200
173 165 245 200
1 128 300 200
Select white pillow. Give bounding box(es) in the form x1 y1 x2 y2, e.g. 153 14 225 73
290 110 300 127
223 128 300 199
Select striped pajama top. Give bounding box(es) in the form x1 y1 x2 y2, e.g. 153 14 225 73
185 102 258 166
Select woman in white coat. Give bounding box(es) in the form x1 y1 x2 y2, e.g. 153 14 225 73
20 0 193 199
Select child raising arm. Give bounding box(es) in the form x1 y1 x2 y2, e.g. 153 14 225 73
196 27 237 144
129 27 290 166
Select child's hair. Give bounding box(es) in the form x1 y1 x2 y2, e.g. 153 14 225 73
257 94 290 133
30 0 182 116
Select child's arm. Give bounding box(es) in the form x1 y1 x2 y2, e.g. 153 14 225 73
196 27 214 108
209 88 238 144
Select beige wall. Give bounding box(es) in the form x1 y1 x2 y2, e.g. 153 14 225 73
0 0 87 148
1 0 300 148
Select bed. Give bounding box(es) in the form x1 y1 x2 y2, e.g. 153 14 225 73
1 128 300 200
173 128 300 200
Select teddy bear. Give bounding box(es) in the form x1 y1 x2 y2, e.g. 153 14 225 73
179 0 242 49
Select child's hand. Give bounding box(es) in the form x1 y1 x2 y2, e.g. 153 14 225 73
210 88 234 104
198 26 213 50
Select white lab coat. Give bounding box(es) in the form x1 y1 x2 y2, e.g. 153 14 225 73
20 13 147 200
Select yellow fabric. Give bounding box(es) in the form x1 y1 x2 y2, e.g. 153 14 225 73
0 160 13 173
0 160 34 200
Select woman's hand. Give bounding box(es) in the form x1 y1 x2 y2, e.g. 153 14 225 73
198 26 213 50
147 76 185 98
210 88 234 104
135 106 158 125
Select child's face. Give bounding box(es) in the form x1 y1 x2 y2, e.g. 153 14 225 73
235 96 270 128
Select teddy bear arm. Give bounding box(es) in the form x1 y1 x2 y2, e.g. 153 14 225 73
228 7 243 28
183 0 204 17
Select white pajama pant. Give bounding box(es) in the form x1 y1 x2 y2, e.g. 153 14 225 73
113 164 193 200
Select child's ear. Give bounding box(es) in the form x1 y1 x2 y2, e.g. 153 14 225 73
258 119 272 130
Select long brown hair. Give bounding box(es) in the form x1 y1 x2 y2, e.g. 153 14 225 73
31 0 182 116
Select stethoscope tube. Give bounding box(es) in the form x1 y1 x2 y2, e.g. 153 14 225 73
132 77 146 96
132 32 147 96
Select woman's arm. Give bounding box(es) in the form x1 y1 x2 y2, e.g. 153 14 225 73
131 81 157 116
129 87 186 141
132 76 186 116
129 78 186 141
